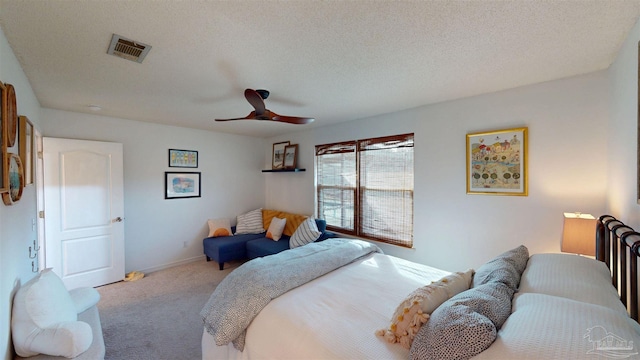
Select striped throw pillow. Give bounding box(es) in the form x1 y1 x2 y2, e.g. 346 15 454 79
234 208 265 234
290 217 322 248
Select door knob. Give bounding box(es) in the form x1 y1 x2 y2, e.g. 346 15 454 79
113 217 123 223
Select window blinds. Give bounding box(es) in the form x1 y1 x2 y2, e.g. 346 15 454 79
315 133 414 247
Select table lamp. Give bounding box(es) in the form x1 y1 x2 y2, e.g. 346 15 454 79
561 212 596 256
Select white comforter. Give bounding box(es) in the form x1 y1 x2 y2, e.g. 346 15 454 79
202 252 449 360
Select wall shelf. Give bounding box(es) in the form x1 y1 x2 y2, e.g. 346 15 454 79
262 168 306 173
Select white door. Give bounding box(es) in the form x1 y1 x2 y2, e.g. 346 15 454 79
43 137 125 289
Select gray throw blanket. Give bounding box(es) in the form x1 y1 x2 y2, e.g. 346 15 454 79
200 238 382 351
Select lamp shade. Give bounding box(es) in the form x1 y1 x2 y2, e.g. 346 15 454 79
561 213 596 256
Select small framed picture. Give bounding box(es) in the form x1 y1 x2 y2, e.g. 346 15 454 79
169 149 198 168
272 141 290 169
165 172 201 199
284 144 298 169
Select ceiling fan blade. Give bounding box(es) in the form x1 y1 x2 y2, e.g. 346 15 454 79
215 111 257 121
270 111 315 125
216 90 314 125
244 89 266 116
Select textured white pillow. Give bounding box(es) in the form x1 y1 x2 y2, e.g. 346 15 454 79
234 208 265 234
377 269 475 348
27 269 77 328
12 269 93 358
290 217 322 248
266 217 287 241
207 218 233 237
518 253 624 311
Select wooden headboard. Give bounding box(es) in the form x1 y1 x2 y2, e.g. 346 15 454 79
596 215 640 321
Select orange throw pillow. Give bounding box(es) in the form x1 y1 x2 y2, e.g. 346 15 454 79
262 210 308 236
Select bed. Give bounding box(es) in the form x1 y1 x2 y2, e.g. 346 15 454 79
201 215 640 359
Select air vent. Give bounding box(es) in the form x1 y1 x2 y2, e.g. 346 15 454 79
107 34 151 63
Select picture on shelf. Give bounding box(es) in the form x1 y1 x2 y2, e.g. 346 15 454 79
284 144 298 169
272 141 290 169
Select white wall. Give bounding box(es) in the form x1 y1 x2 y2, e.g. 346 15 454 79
266 71 609 272
0 29 41 359
608 17 640 227
40 109 266 272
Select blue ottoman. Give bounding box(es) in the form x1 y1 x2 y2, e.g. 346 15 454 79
203 232 264 270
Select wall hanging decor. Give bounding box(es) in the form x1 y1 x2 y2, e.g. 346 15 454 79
168 148 198 168
272 141 289 169
0 82 6 193
466 127 528 196
19 115 34 185
4 83 17 147
165 171 201 199
2 153 24 205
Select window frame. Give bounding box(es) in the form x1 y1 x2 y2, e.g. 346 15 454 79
315 133 414 248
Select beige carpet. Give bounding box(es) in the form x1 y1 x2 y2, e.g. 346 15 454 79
96 259 242 360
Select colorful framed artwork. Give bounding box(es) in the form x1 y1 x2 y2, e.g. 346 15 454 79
466 127 528 196
284 144 298 169
19 116 34 185
168 149 198 168
165 171 201 199
272 141 290 169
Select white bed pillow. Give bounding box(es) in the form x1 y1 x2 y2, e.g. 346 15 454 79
473 293 640 359
234 209 265 234
518 253 625 312
290 217 322 248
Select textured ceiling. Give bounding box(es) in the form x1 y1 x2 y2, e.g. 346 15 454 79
1 1 639 138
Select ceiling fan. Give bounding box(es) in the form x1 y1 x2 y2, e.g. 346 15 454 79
215 89 314 125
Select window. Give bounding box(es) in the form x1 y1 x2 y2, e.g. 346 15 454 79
315 133 414 247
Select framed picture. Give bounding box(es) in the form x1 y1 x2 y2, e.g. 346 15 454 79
4 83 16 148
272 141 290 169
0 82 6 193
18 116 34 185
284 144 298 169
466 127 528 196
165 172 201 199
169 149 198 168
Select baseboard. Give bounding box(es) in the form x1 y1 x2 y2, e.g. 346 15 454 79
136 255 206 274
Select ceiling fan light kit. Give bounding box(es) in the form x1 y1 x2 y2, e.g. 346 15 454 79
215 89 314 125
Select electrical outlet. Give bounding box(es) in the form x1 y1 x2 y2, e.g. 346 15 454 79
183 241 188 248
